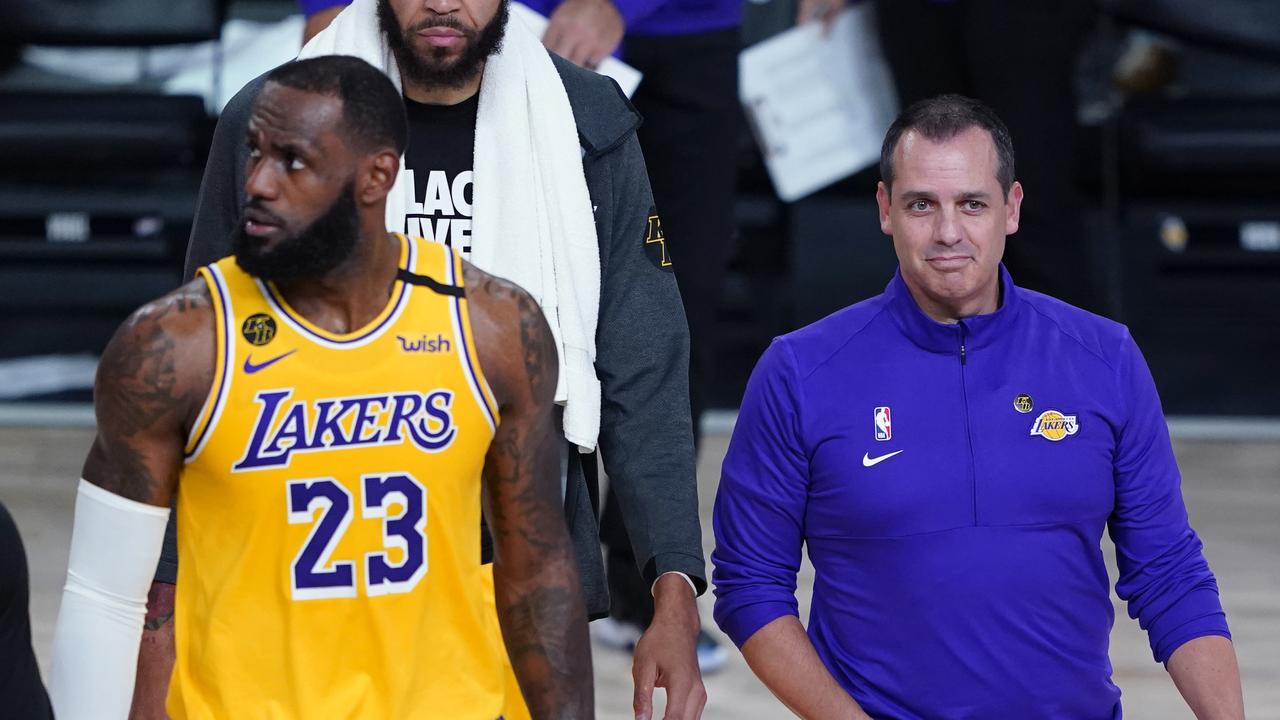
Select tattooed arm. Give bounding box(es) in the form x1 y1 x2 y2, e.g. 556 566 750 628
83 279 214 505
50 280 213 719
465 261 594 720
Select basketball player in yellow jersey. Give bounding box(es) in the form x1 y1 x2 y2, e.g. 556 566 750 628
48 56 592 720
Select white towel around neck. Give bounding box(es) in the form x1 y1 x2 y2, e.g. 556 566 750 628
298 0 603 451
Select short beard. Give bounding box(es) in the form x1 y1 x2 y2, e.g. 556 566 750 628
232 182 360 283
378 0 508 90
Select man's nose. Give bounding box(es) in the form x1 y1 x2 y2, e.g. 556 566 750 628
244 158 280 202
421 0 461 15
935 207 964 247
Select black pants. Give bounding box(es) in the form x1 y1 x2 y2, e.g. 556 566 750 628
599 26 741 626
0 503 54 719
875 0 1099 312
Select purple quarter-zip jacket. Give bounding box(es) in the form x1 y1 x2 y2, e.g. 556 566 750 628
712 266 1230 719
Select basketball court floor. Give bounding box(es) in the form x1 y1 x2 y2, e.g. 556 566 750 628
3 419 1277 718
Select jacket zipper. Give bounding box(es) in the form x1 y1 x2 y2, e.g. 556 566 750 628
958 322 978 524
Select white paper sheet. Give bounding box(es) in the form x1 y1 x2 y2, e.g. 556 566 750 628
510 1 643 97
740 5 898 201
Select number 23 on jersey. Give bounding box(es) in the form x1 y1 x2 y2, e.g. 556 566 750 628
287 472 427 600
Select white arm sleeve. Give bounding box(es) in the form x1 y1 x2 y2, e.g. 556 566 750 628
49 479 171 720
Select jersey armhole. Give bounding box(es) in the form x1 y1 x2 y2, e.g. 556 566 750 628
445 248 501 434
184 265 234 461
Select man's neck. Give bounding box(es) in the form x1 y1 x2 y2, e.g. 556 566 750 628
401 65 484 105
275 220 401 335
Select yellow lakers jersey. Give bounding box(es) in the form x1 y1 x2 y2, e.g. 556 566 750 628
170 235 506 719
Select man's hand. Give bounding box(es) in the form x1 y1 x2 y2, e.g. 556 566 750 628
632 574 706 720
796 0 846 34
542 0 625 69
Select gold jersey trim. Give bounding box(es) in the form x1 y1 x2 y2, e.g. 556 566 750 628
442 243 500 431
184 264 233 460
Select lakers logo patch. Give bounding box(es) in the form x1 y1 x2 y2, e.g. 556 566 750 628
643 208 673 272
1030 410 1078 441
242 313 277 346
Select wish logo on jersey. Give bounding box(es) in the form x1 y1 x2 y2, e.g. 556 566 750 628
1030 410 1079 441
233 388 457 471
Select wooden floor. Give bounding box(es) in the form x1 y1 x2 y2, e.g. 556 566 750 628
3 426 1277 718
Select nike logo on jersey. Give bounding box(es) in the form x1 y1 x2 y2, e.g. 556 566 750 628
243 349 297 374
862 450 904 467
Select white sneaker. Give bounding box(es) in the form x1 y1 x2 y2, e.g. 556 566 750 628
591 616 643 651
696 629 729 675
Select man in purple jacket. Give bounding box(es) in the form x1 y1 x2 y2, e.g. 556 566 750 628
711 94 1246 718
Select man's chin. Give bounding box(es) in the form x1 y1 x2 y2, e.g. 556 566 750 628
414 36 471 58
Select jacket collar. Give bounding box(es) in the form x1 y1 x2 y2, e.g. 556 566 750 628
884 264 1022 355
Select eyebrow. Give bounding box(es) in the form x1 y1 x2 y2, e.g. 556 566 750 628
898 190 936 204
271 139 317 159
244 128 318 159
898 190 992 203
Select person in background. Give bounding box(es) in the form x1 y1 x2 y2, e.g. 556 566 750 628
712 94 1244 719
799 0 1097 312
301 0 348 42
526 0 742 673
0 502 53 719
872 0 1098 313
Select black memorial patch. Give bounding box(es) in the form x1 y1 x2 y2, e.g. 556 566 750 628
241 314 277 346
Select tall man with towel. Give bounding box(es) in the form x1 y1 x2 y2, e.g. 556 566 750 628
131 0 708 718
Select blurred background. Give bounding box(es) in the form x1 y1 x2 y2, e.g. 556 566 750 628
1 0 1277 717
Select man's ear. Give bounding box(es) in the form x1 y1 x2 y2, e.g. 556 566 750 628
1005 180 1024 236
875 181 893 236
360 149 401 205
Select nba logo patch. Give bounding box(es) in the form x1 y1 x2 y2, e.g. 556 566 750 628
874 407 892 441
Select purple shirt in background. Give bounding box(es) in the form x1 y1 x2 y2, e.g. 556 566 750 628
299 0 741 37
712 266 1231 719
299 0 348 17
520 0 740 36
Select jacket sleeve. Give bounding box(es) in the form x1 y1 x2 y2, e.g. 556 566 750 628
181 77 261 280
298 0 350 17
611 0 670 27
711 339 807 648
1108 331 1231 663
155 78 260 585
592 131 706 593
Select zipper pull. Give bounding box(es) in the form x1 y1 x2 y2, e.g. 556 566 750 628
961 342 967 365
959 322 967 365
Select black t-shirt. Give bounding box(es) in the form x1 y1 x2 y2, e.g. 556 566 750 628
400 94 478 256
402 94 494 562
